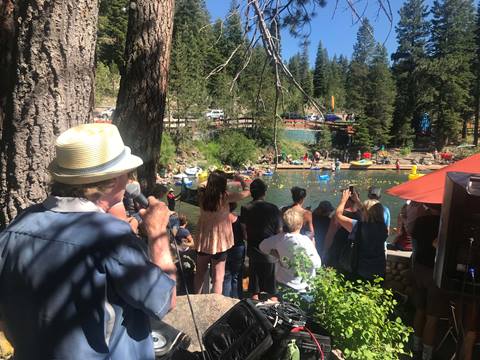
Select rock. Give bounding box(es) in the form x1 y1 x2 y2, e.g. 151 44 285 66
162 294 239 352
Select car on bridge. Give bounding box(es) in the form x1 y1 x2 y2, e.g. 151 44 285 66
325 113 342 122
205 109 225 120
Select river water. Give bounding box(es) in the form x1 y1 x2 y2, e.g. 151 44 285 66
173 169 412 233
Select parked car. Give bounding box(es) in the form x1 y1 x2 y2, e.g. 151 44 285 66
304 114 321 121
205 109 224 120
325 113 342 122
100 107 115 119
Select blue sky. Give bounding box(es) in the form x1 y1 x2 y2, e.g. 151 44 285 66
206 0 437 63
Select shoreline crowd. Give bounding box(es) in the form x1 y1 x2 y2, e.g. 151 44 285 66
0 123 478 360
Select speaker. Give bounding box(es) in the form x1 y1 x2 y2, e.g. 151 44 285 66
434 172 480 297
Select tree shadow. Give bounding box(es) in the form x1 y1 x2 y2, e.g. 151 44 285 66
0 207 169 358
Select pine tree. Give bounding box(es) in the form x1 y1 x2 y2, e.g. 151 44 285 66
354 117 373 150
299 43 314 103
97 0 129 73
473 3 480 145
347 19 375 115
286 54 304 112
365 44 396 146
223 0 245 78
168 0 211 122
326 55 348 112
391 0 430 146
429 0 476 147
205 20 233 112
313 41 328 99
352 19 375 64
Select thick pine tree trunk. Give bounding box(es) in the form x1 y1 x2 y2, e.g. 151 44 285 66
0 0 98 227
114 0 175 190
0 0 15 140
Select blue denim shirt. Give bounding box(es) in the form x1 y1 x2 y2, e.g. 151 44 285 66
0 197 175 360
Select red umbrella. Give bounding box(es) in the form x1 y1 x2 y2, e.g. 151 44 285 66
386 153 480 204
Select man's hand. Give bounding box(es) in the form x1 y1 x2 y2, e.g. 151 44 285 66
139 197 170 240
340 189 350 204
139 197 176 281
350 190 361 205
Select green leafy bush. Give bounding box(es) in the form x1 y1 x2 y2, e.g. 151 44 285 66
315 127 333 150
308 268 412 360
159 132 176 168
217 130 258 168
400 146 412 156
279 139 307 160
194 140 222 168
95 62 120 106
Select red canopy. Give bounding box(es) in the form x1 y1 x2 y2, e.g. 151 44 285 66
386 153 480 204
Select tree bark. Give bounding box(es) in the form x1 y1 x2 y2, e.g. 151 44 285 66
0 0 15 139
114 0 175 190
0 0 98 227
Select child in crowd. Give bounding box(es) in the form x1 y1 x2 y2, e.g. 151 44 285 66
173 214 196 295
260 208 321 294
174 214 194 252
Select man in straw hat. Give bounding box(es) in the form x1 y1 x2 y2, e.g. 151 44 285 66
0 123 179 359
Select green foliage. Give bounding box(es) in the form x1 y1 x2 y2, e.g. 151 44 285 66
326 55 348 111
308 268 412 360
299 43 314 103
279 139 307 159
282 253 412 360
353 117 373 150
391 0 430 147
168 0 211 118
428 0 476 148
194 140 222 168
315 127 332 150
352 19 375 64
365 45 396 146
400 146 412 156
97 0 129 73
95 62 121 105
217 130 258 167
159 132 176 168
313 41 328 99
347 20 375 115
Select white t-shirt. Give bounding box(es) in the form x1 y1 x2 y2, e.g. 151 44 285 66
260 232 321 292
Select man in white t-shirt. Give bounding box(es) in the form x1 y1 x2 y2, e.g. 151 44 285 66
260 208 321 292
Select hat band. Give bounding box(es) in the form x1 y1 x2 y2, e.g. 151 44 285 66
53 148 128 176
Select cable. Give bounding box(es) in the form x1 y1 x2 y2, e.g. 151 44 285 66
169 225 208 360
291 326 325 360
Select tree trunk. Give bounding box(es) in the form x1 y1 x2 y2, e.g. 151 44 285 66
0 0 15 140
114 0 175 190
0 0 98 228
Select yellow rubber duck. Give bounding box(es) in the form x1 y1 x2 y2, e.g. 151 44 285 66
408 165 425 180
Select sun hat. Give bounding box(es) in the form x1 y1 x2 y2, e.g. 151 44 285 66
48 123 143 185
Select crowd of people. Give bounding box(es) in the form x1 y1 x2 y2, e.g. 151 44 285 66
0 123 477 359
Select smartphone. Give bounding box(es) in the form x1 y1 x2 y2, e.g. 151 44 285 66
349 185 354 194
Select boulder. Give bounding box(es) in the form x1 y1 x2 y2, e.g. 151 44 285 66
162 294 239 352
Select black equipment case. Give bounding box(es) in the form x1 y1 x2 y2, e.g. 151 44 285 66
202 299 273 360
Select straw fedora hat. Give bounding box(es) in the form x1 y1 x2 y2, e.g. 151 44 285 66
48 123 143 185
